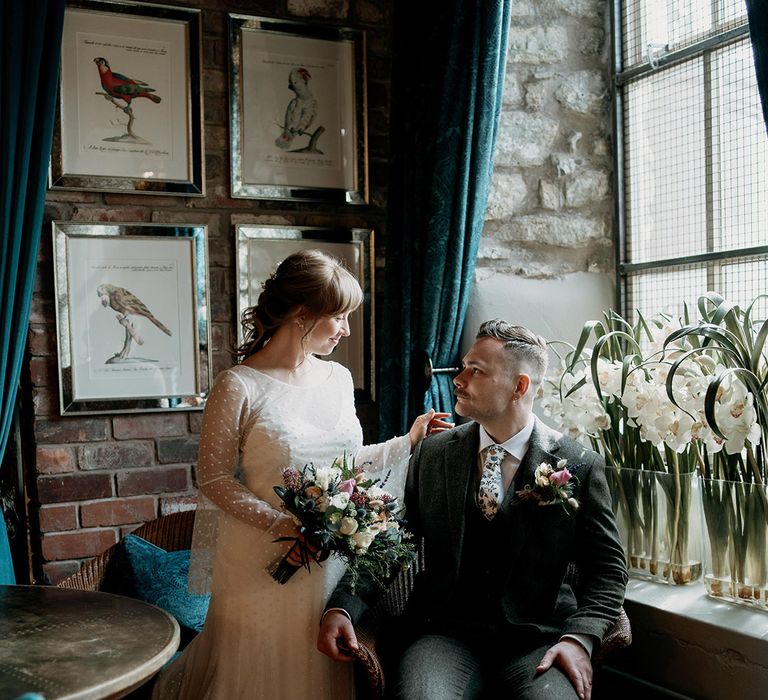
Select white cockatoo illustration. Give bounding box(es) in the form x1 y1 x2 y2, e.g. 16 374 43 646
275 67 322 152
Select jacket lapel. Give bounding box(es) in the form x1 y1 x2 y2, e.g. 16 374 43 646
499 418 564 557
443 422 479 566
511 417 563 493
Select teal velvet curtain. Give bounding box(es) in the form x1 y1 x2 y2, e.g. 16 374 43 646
746 0 768 133
378 0 511 438
0 0 66 583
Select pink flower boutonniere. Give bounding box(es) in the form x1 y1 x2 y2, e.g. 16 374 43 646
516 459 580 513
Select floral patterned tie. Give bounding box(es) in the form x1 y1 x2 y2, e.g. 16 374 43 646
479 444 505 520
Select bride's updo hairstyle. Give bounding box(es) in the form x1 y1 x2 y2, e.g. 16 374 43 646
236 249 363 361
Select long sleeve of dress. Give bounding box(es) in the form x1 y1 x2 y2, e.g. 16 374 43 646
189 369 294 594
333 363 411 498
356 435 411 501
196 369 285 531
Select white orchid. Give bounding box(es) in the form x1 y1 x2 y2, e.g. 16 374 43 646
713 375 761 455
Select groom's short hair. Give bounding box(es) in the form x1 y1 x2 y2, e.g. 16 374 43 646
476 320 548 386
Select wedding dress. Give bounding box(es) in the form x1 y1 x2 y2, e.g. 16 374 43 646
151 361 410 700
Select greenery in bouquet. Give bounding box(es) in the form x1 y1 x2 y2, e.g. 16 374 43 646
663 292 768 600
269 455 416 592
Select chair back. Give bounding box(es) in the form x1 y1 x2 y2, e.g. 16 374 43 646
58 510 196 593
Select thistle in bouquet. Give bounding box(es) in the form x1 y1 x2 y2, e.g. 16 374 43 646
268 455 417 591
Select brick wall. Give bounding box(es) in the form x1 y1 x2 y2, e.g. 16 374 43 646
29 0 394 583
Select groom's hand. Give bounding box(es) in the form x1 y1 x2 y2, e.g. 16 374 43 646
536 639 593 700
317 610 358 662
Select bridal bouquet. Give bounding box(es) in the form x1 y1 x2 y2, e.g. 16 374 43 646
268 455 416 591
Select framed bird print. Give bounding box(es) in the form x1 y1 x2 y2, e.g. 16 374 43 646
50 1 204 196
229 14 368 204
52 221 211 415
235 225 375 400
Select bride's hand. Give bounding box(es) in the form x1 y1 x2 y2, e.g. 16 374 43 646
269 512 301 541
408 409 454 449
269 514 320 565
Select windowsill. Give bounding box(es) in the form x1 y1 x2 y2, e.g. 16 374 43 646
613 578 768 699
625 578 768 642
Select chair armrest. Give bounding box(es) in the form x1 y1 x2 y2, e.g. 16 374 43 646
352 608 386 700
593 607 632 666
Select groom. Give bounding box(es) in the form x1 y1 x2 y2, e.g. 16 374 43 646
318 320 627 700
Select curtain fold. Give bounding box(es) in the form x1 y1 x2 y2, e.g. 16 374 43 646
0 0 66 583
379 0 511 439
747 0 768 133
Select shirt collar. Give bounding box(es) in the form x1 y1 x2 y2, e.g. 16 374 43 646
477 416 535 462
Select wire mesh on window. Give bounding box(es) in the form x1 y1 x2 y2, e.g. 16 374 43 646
712 41 768 251
624 59 707 264
625 253 768 323
622 0 747 70
623 39 768 263
625 265 708 319
625 38 768 262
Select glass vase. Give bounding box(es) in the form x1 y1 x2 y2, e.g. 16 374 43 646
605 466 703 585
701 478 768 610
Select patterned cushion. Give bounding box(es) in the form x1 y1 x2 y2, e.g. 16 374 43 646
123 534 210 633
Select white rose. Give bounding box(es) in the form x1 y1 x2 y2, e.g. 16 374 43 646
367 522 386 535
339 517 359 536
352 529 374 552
330 492 350 509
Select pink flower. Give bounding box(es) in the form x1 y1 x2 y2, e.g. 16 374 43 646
338 478 356 495
549 468 572 487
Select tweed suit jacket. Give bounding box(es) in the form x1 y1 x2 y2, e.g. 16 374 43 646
328 417 628 645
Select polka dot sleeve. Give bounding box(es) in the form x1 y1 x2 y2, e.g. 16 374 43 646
196 369 291 534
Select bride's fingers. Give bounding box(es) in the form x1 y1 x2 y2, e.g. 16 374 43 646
426 413 454 436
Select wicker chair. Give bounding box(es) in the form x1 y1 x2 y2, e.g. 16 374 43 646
349 549 632 700
58 509 197 594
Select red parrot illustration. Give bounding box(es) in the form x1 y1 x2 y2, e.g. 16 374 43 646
93 57 161 106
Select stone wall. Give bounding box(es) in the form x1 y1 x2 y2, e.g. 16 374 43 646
466 0 615 349
29 0 394 583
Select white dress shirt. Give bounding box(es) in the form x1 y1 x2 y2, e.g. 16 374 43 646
477 418 535 500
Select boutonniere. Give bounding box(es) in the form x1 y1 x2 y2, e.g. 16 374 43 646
515 459 580 513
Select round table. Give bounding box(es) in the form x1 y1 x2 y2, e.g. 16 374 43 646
0 584 179 699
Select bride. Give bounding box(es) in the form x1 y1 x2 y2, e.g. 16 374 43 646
151 250 450 699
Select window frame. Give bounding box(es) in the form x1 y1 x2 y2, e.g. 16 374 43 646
611 0 768 318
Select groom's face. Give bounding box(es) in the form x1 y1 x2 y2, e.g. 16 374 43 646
453 337 518 422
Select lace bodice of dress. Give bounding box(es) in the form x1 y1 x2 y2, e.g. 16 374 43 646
195 361 365 532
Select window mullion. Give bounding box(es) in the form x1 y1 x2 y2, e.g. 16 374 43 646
703 50 718 292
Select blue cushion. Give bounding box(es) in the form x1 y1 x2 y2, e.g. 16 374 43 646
122 534 210 633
